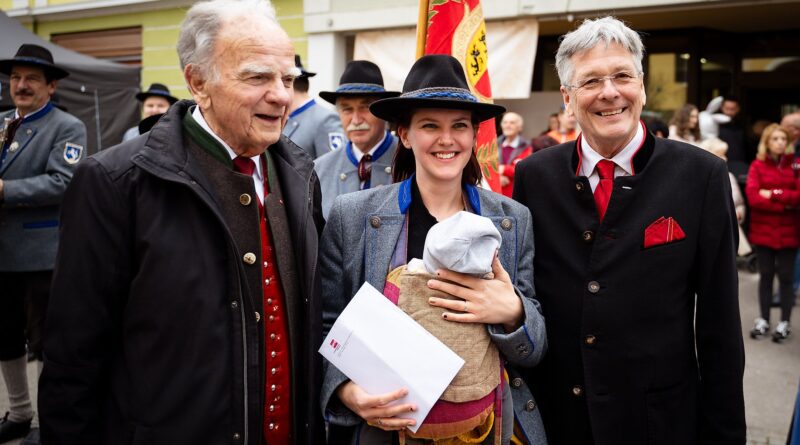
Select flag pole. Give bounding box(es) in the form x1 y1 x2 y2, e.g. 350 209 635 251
415 0 428 59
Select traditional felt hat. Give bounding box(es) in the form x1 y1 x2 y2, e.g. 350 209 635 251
369 55 505 123
319 60 400 104
135 83 178 104
0 44 69 80
295 55 316 78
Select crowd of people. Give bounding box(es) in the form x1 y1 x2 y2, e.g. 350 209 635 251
4 0 800 443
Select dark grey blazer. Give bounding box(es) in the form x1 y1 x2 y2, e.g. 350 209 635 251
318 182 548 445
283 99 344 159
0 105 86 271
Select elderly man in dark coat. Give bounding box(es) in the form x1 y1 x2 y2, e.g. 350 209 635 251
38 0 325 443
513 16 745 445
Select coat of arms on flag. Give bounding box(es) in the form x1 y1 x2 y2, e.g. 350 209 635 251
419 0 500 192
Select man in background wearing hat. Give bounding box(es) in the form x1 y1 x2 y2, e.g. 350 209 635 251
314 60 399 219
283 55 344 158
0 43 86 444
121 83 178 142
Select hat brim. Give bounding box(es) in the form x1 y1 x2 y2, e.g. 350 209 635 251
319 90 400 105
369 97 506 123
135 91 179 104
0 59 69 80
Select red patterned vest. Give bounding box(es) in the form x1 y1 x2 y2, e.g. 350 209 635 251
258 172 292 444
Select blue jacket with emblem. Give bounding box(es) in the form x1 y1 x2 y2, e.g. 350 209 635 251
0 103 87 271
319 180 548 445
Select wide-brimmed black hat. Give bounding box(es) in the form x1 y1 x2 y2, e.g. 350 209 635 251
135 83 178 104
0 44 69 80
295 55 316 78
319 60 400 104
370 55 505 123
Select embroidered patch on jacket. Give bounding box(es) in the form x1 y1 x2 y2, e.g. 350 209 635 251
63 142 84 165
328 132 345 150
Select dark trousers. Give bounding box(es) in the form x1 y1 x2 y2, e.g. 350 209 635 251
0 271 52 361
756 246 796 323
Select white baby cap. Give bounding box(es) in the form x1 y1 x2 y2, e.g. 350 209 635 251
423 211 502 276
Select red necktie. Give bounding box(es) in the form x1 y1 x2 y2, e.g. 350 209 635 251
357 154 372 186
594 159 615 221
232 156 256 176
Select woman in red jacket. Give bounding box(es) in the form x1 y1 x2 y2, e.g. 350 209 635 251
746 123 798 342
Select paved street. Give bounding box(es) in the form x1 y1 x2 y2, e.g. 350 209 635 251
0 269 798 444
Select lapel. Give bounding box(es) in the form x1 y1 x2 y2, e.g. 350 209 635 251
1 120 38 175
262 150 302 351
363 186 405 292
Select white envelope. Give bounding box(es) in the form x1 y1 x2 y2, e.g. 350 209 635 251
319 282 464 432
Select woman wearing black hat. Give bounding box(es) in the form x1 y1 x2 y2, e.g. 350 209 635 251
319 55 547 445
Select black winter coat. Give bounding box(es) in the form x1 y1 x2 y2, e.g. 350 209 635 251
513 130 746 445
39 101 325 444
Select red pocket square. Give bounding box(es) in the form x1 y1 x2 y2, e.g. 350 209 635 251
643 217 686 249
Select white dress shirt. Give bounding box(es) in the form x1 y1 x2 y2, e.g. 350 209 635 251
580 122 645 192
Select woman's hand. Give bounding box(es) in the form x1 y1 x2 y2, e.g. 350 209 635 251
427 255 524 332
336 381 416 431
759 189 772 199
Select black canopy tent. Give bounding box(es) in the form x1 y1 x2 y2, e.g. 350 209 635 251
0 10 141 154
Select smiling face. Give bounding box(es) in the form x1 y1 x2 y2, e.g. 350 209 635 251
336 96 386 152
561 42 645 157
186 18 296 157
397 108 476 187
10 65 56 117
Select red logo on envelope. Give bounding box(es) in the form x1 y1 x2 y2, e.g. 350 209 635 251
329 339 339 350
644 217 686 248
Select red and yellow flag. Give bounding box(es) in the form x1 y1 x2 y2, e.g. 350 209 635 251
416 0 500 192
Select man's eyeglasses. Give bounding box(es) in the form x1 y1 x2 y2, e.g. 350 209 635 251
563 71 643 93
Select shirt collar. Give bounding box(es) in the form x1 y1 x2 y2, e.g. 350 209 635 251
397 175 481 215
351 131 390 162
579 122 645 178
502 135 520 148
15 102 51 121
192 106 263 180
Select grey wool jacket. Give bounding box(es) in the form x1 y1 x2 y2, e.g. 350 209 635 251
0 103 86 271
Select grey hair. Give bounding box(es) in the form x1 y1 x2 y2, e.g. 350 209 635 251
177 0 279 82
555 16 644 87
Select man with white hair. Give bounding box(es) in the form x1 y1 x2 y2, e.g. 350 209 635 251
38 1 325 443
514 17 745 445
497 111 531 197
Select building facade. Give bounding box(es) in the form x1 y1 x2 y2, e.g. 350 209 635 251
1 0 307 100
305 0 800 143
